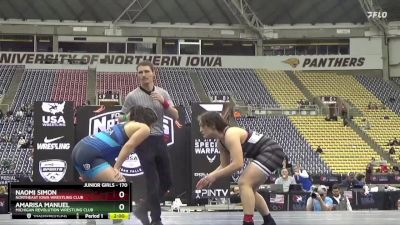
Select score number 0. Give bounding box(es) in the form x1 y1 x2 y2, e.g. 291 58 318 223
119 191 125 211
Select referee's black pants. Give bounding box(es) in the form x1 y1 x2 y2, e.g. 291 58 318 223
135 135 172 223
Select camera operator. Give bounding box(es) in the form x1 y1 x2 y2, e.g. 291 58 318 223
306 185 333 211
330 184 352 211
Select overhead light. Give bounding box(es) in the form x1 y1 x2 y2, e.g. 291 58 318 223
203 42 214 46
336 29 350 34
221 30 235 35
73 27 87 32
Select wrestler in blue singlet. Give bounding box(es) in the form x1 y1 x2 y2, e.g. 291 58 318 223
72 123 129 178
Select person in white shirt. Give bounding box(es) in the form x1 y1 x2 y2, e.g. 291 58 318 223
274 168 296 192
330 184 352 211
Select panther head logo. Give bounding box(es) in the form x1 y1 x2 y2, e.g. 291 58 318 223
283 58 300 68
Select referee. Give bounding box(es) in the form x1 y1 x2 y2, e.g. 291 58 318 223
120 60 182 225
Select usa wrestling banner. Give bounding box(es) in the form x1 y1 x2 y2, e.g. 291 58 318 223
33 101 75 183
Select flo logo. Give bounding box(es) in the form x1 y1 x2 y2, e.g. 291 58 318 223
282 58 300 68
163 116 174 147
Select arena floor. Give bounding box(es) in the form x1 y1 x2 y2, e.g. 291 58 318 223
0 211 399 225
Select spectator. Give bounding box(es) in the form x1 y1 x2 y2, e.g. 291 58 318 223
274 168 296 192
330 184 352 211
230 186 241 204
368 102 372 109
331 114 338 121
393 138 399 146
364 120 371 130
341 105 347 118
0 109 3 120
343 117 348 127
274 157 291 177
340 172 356 190
384 115 390 120
17 137 25 149
324 115 330 121
393 166 399 175
306 185 333 211
278 156 293 175
293 165 313 192
389 147 396 155
366 157 375 177
316 146 323 154
380 163 389 174
354 173 369 195
380 156 387 165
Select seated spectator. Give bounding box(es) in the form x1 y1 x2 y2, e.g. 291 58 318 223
230 186 241 204
0 109 3 120
331 114 338 121
341 105 347 118
17 137 25 149
25 110 32 117
105 90 112 98
366 163 373 179
306 185 333 211
380 164 389 174
340 172 356 190
274 168 296 192
293 165 313 192
330 184 352 211
393 138 399 146
393 166 400 175
368 102 372 109
389 147 396 155
343 117 348 127
325 115 330 121
384 115 390 120
364 120 371 130
316 146 323 154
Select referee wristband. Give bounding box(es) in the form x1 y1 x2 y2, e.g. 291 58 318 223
162 100 170 109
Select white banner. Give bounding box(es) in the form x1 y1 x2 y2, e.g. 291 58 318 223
0 52 383 70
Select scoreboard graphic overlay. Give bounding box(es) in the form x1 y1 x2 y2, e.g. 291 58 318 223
9 183 131 219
